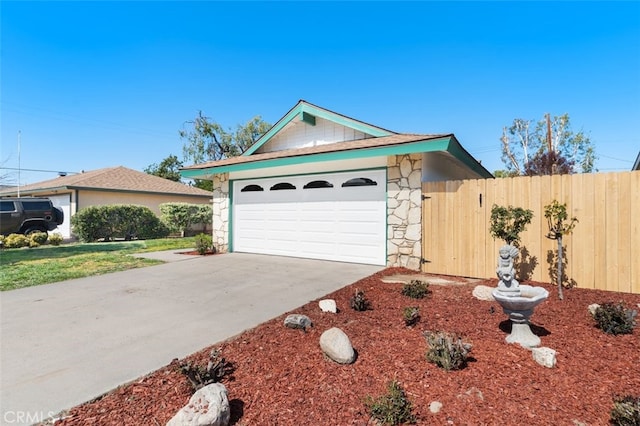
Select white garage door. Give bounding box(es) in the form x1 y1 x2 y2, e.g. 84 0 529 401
232 169 386 265
47 194 72 238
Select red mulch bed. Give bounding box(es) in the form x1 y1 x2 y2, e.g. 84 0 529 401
179 250 218 256
53 268 640 425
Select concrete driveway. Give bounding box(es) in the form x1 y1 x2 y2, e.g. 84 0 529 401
0 252 382 425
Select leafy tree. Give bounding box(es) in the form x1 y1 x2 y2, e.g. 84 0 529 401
234 116 272 154
500 113 596 175
180 112 271 164
524 150 575 176
144 154 183 182
179 112 271 190
493 170 518 178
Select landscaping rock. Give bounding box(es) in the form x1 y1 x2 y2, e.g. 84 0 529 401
284 314 312 330
532 347 557 368
457 387 484 401
319 299 337 313
429 401 443 414
167 383 230 426
320 327 355 364
472 285 495 301
587 303 600 316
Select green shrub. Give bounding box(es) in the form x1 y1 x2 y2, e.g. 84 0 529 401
3 233 30 249
401 280 430 299
179 348 234 393
403 307 420 327
0 235 4 248
350 288 370 311
160 202 212 236
71 205 169 242
364 380 416 425
48 233 63 246
592 302 637 335
29 231 49 245
610 395 640 426
194 233 214 255
425 330 472 371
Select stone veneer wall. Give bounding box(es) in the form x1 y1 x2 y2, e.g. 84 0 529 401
211 173 229 253
387 154 422 270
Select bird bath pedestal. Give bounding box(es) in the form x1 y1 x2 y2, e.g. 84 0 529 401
492 286 549 348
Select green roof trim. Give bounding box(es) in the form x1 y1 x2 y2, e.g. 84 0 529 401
445 136 494 178
242 100 394 156
181 136 494 179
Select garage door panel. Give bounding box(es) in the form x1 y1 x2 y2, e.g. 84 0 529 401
265 231 299 243
233 170 386 266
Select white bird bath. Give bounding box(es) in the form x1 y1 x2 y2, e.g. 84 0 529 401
492 285 549 348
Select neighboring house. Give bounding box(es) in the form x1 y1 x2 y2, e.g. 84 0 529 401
0 166 212 238
182 100 492 269
633 152 640 171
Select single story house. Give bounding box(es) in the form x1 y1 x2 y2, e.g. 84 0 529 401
0 166 213 238
182 100 493 270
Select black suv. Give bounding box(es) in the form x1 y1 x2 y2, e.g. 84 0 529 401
0 197 64 236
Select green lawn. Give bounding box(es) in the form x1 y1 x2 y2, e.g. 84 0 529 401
0 237 197 291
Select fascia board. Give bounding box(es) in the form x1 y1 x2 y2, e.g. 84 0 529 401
181 137 453 179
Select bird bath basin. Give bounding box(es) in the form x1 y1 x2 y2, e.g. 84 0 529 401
492 285 549 348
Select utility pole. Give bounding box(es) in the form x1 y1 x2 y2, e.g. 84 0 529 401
17 130 21 197
546 114 558 175
546 113 552 152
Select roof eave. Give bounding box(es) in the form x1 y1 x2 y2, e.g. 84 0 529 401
446 135 494 178
0 185 72 197
0 185 212 198
182 135 491 179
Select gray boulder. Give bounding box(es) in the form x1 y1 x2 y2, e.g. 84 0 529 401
167 383 230 426
284 314 312 330
320 327 355 364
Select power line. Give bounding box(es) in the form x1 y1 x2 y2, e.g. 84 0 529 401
0 167 79 175
598 154 633 163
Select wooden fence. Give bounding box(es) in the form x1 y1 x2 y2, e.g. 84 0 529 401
421 172 639 294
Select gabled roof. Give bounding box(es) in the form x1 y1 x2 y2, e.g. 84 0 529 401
182 133 493 178
0 166 212 197
181 101 493 179
633 152 640 171
243 99 396 156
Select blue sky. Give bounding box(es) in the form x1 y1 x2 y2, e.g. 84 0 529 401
2 1 639 185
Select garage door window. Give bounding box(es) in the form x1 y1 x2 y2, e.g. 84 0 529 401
303 180 334 189
241 184 264 192
341 177 378 187
270 182 296 191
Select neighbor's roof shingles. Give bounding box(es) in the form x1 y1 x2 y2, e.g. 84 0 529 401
0 166 212 197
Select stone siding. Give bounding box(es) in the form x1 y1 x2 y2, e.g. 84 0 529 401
387 154 422 270
211 173 229 252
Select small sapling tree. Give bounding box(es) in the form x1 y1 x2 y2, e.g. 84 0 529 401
489 205 533 247
544 200 578 300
